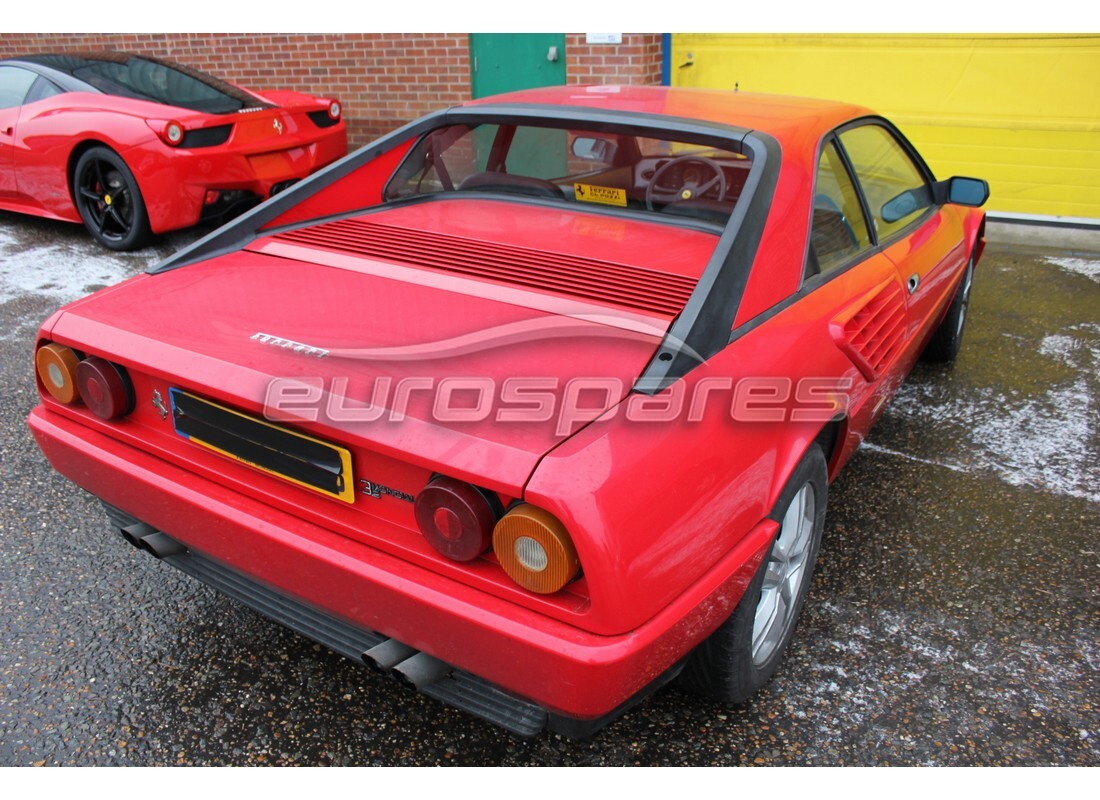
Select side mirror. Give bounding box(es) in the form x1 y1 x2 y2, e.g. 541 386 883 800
946 176 990 207
571 136 616 163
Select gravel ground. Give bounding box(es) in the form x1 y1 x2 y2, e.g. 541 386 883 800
1 211 1097 766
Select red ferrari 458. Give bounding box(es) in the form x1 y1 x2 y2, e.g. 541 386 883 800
29 85 987 736
0 52 347 249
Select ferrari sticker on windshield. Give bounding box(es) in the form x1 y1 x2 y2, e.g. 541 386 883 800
574 183 627 207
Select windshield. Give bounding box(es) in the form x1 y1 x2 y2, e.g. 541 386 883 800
385 122 751 225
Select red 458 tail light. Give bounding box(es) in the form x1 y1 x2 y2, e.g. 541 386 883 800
161 121 185 146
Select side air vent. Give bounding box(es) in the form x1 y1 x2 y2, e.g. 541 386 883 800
830 279 907 380
271 218 698 317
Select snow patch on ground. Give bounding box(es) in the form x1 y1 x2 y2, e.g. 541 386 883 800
878 316 1099 503
860 442 969 474
1038 324 1100 369
804 605 1097 745
0 228 146 305
969 379 1097 502
881 378 1098 503
1045 256 1100 282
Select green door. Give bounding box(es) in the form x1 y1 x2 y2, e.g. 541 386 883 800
469 33 566 98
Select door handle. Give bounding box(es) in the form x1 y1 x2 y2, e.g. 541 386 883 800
1 127 12 136
907 274 920 294
547 46 559 62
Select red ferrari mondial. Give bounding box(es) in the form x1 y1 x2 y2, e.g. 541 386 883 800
0 52 347 250
28 86 987 737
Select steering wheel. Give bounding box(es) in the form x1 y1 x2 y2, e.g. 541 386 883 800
645 155 728 211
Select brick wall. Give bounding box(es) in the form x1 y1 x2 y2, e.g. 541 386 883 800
1 33 664 148
566 34 663 86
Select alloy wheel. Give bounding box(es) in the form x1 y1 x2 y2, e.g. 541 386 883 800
752 482 816 666
77 159 135 244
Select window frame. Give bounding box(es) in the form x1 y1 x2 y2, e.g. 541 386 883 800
806 133 874 278
801 116 940 289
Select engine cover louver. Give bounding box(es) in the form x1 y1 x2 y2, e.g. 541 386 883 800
270 218 698 317
831 279 907 380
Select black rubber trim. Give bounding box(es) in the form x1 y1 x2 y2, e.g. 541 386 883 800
634 131 781 393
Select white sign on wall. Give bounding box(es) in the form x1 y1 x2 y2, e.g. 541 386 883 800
585 33 624 45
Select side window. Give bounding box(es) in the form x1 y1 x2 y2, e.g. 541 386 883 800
811 139 872 275
0 66 38 110
838 124 932 240
25 76 64 105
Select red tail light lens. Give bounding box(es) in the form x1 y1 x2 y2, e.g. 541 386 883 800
162 121 185 146
74 356 134 420
414 476 497 562
327 100 341 120
35 343 81 404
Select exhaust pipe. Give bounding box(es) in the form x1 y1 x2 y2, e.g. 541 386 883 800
118 522 186 559
363 639 418 672
137 531 186 559
119 521 157 549
392 652 452 690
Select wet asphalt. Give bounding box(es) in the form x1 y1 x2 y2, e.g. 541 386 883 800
0 211 1097 766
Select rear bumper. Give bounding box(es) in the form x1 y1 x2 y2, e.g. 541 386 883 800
128 126 347 234
28 404 772 729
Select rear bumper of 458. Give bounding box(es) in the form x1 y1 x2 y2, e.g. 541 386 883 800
134 127 347 234
28 405 773 737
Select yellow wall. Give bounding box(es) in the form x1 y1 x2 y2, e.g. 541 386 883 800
670 34 1100 221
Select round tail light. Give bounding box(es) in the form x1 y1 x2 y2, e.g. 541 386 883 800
414 476 498 562
162 121 185 146
74 356 134 420
36 343 81 404
493 504 580 594
327 100 341 120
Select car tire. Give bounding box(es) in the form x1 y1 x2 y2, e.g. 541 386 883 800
921 255 974 363
73 147 152 251
678 444 827 705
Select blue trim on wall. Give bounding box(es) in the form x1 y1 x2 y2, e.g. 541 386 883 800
661 33 671 85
